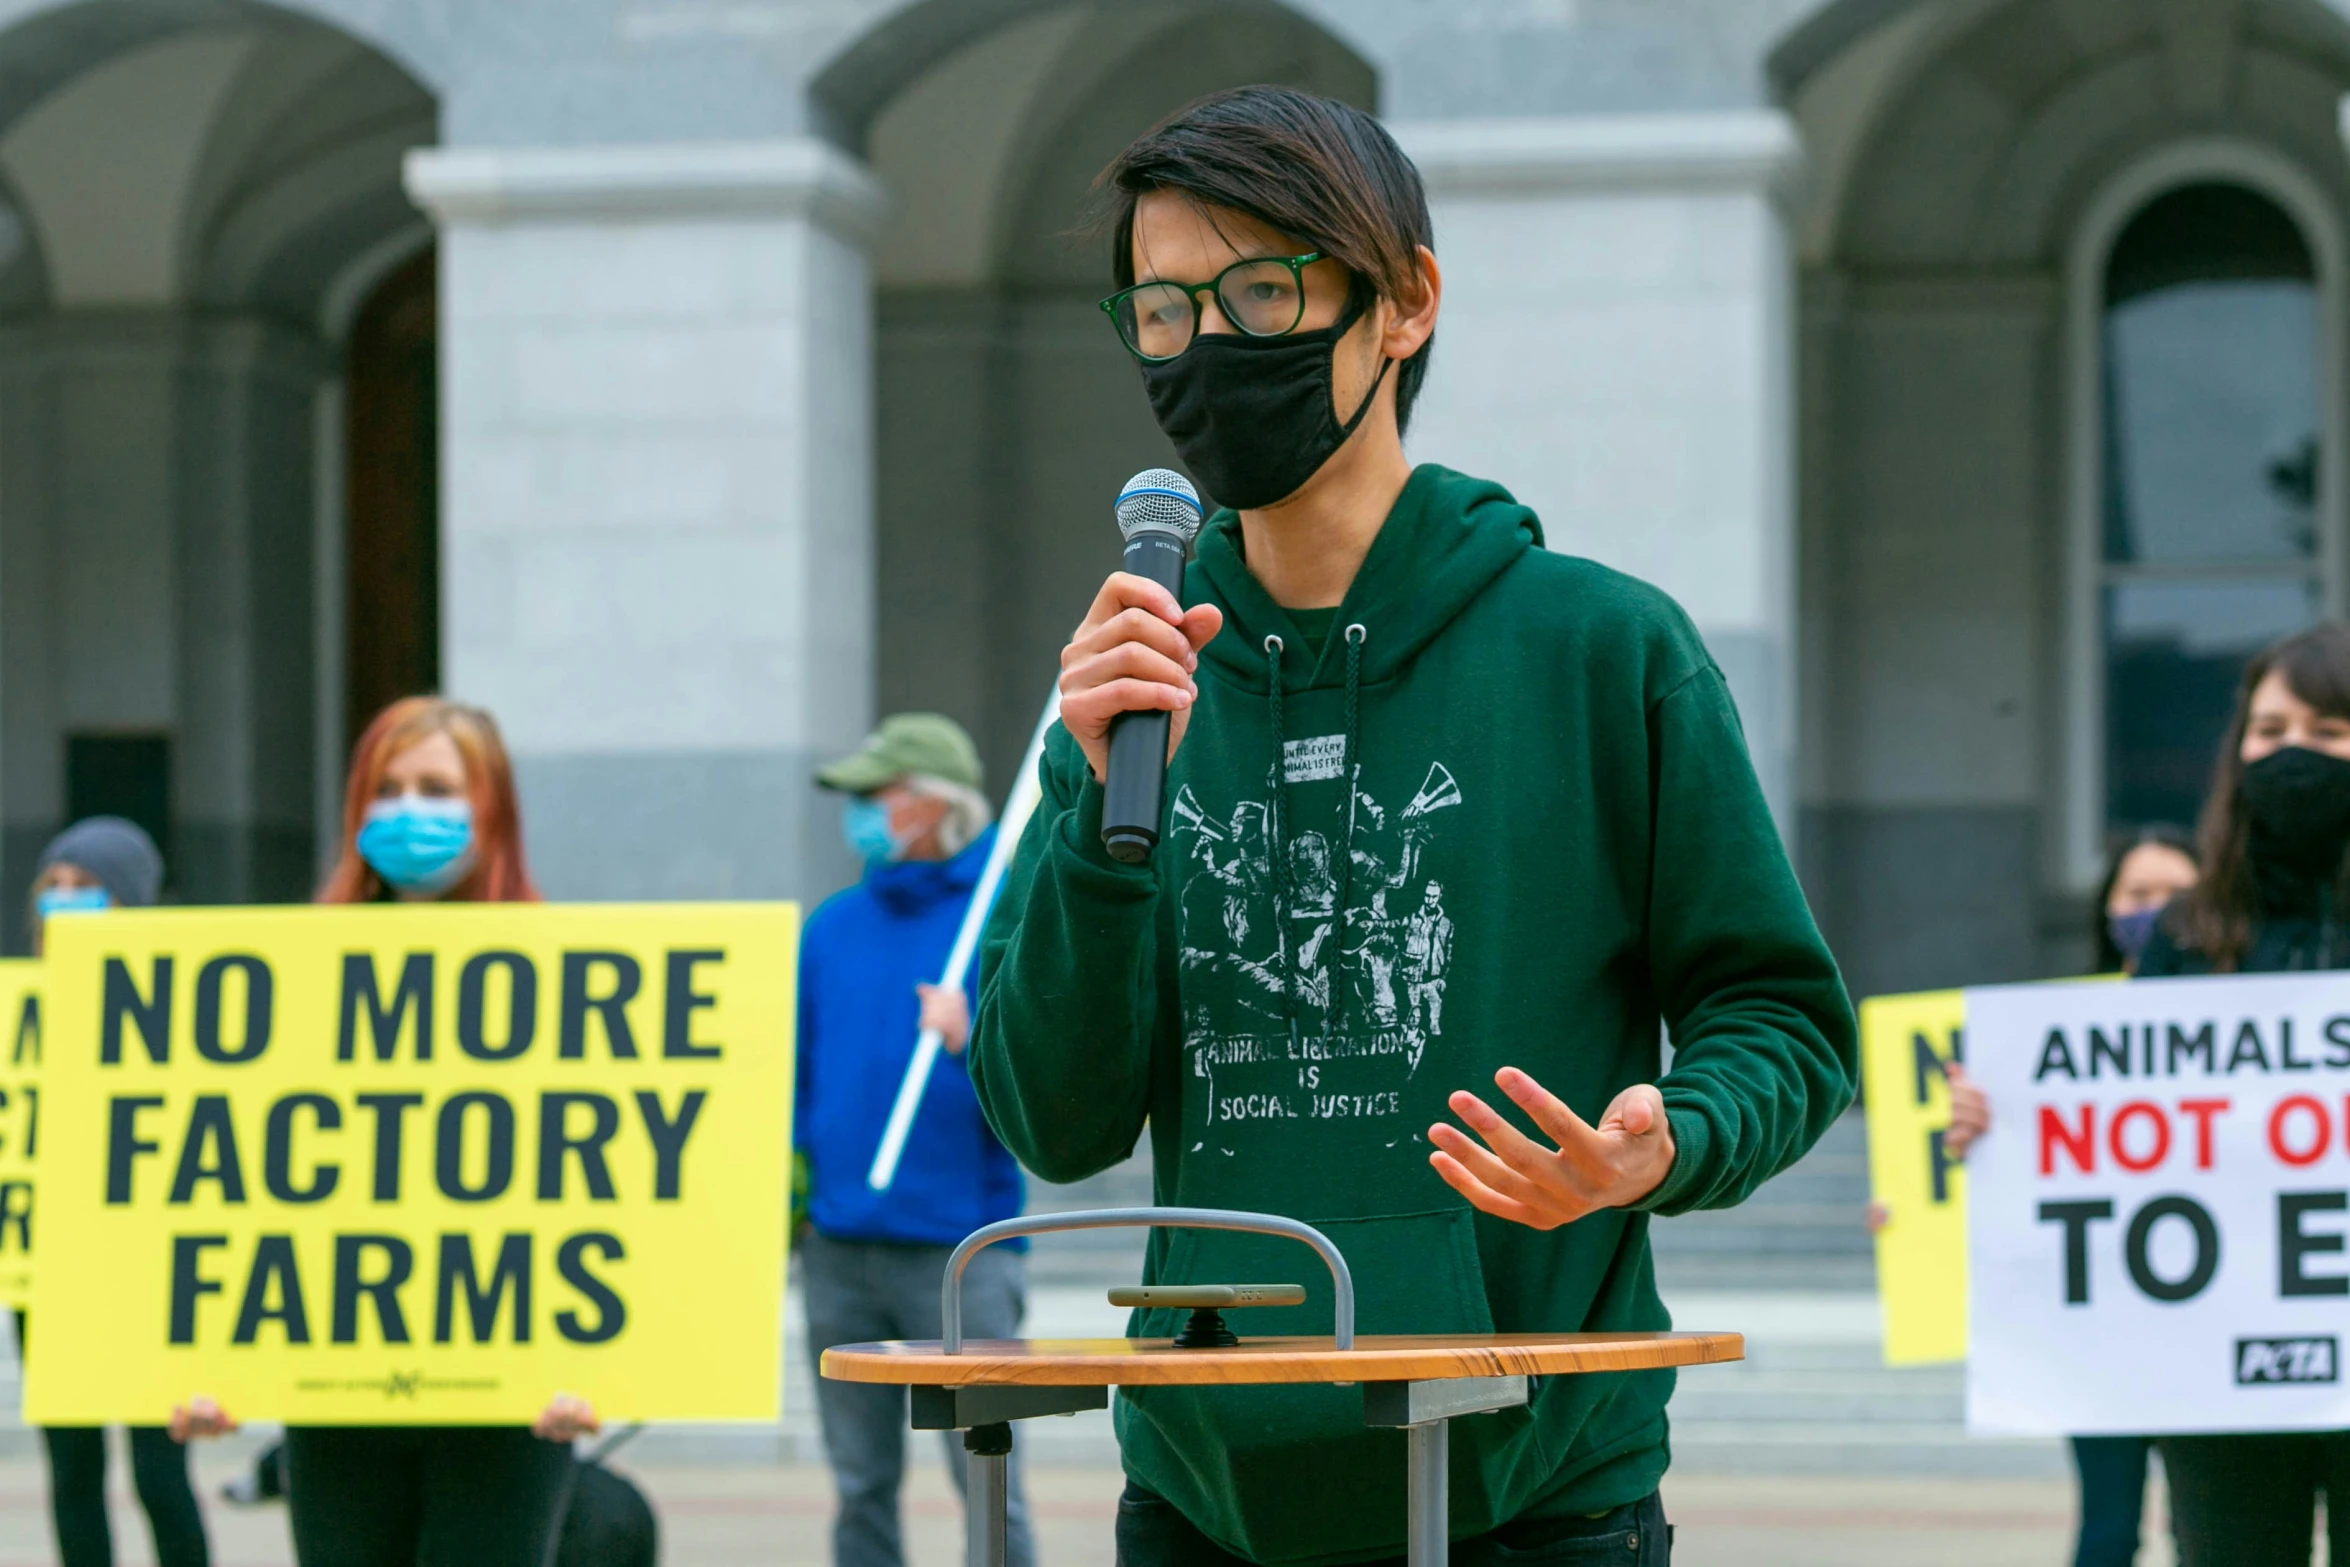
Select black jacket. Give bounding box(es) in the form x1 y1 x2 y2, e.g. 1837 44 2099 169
2139 860 2350 978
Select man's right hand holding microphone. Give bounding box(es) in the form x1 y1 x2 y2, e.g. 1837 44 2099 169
1057 572 1223 784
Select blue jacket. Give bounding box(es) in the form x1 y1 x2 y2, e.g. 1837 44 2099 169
796 829 1024 1247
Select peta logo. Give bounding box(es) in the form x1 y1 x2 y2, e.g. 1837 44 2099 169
2235 1336 2340 1386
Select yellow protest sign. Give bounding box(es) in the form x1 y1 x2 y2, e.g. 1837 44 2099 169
1861 989 1967 1366
24 902 794 1426
0 961 39 1307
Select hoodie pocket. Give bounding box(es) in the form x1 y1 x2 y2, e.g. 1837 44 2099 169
1117 1207 1538 1566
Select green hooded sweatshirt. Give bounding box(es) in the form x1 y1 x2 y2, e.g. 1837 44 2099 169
971 464 1856 1565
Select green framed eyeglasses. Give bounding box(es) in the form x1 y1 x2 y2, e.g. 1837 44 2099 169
1100 252 1324 362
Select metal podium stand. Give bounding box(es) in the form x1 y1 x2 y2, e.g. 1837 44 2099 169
819 1208 1742 1567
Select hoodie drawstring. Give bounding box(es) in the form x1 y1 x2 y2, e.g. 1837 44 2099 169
1263 634 1299 1048
1324 624 1368 1047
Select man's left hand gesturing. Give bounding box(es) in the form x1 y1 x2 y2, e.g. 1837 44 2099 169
1428 1068 1677 1231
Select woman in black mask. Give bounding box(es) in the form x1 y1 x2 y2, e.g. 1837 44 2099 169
2143 622 2350 1564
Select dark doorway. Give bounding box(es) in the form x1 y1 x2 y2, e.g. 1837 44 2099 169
344 247 439 757
64 732 173 887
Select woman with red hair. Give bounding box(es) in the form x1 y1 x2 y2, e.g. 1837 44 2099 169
180 697 599 1566
319 695 540 905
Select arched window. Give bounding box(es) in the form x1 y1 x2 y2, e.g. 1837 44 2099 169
2101 182 2321 832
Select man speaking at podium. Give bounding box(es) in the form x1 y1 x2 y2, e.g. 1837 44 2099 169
971 88 1857 1566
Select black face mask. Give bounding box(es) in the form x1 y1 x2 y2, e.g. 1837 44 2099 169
2240 745 2350 884
1139 291 1390 511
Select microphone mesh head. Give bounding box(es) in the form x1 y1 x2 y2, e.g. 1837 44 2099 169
1116 468 1204 542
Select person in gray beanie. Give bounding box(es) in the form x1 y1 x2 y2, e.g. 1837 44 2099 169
29 815 164 953
18 813 209 1567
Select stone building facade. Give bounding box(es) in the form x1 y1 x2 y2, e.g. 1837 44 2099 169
0 0 2338 1003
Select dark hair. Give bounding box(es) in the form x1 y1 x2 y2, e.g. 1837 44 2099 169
2093 824 2197 971
1096 85 1436 431
2179 622 2350 968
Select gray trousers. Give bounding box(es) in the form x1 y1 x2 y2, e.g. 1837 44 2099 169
802 1231 1037 1567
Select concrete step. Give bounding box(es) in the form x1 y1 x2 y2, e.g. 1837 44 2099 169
1689 1156 1870 1197
1725 1339 1910 1370
1669 1374 1962 1425
1649 1114 1874 1271
1656 1253 1877 1291
1022 1159 1154 1283
1654 1209 1875 1252
1651 1290 2061 1479
1663 1200 1873 1228
1672 1424 2065 1479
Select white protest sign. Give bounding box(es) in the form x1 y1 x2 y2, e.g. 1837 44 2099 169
1968 971 2350 1434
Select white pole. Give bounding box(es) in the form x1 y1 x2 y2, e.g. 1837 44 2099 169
866 688 1063 1192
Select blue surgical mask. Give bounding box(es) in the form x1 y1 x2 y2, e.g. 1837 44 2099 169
357 797 475 894
842 798 900 867
2109 906 2163 966
36 886 110 921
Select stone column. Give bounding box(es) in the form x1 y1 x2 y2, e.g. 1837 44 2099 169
406 141 889 901
1395 113 1804 834
0 314 326 929
176 318 330 904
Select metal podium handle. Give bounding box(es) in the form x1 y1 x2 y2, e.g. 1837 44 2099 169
941 1206 1355 1352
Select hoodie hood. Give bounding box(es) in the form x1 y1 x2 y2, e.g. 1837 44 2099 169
1194 464 1539 691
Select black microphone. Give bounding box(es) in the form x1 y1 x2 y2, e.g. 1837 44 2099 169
1101 468 1204 863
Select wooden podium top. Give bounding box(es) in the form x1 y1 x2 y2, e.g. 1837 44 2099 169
821 1330 1743 1388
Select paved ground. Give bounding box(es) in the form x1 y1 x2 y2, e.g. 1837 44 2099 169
0 1273 2245 1565
0 1449 2209 1566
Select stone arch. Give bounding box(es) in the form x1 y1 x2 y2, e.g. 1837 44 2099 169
0 0 442 137
0 0 435 322
1837 0 2350 269
1780 0 2350 265
176 14 436 327
0 0 444 928
846 0 1374 290
813 0 1375 153
1776 0 2350 102
989 10 1375 289
1791 0 2350 995
811 0 1069 149
1769 0 1942 100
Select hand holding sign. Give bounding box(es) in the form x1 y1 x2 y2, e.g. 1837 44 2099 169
1428 1068 1676 1230
915 985 969 1057
532 1392 600 1442
1943 1063 1991 1160
167 1395 234 1441
167 1389 601 1442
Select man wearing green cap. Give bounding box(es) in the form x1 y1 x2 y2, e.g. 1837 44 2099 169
797 713 1034 1567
